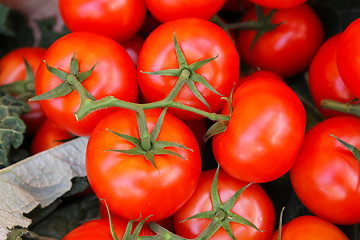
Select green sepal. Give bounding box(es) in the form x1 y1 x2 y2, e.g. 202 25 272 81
173 32 188 67
44 61 68 81
140 68 182 77
30 82 72 101
186 80 210 109
331 134 360 162
203 121 227 142
100 198 120 240
70 54 79 75
76 63 98 83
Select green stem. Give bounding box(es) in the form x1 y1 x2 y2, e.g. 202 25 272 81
321 99 360 117
137 109 151 151
194 219 222 240
164 68 191 101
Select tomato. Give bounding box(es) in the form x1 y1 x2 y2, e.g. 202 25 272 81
137 18 240 120
237 4 324 78
34 32 138 136
121 34 145 66
86 108 202 222
145 0 226 23
63 218 155 240
30 119 72 155
270 215 349 240
213 78 306 183
0 47 47 135
337 17 360 99
58 0 146 43
248 0 307 9
174 168 275 240
308 33 355 118
290 116 360 225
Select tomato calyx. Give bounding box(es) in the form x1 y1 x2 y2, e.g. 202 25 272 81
180 166 262 239
107 108 192 169
30 54 97 103
0 58 35 101
227 5 282 51
141 33 221 110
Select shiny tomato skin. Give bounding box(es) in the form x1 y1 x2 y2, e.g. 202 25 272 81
63 218 155 240
248 0 307 9
145 0 226 23
237 4 324 78
290 116 360 225
35 32 138 136
86 108 202 222
213 78 306 183
174 168 275 240
309 33 355 118
58 0 146 43
137 18 240 120
337 18 360 99
30 119 72 155
0 47 47 135
270 215 349 240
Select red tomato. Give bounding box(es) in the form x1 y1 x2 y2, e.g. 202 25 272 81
58 0 146 43
34 32 138 136
86 108 202 222
30 119 72 155
63 218 154 240
213 78 306 183
121 34 145 66
0 47 47 135
337 17 360 99
248 0 307 9
145 0 226 23
174 168 275 239
237 4 324 78
309 33 355 118
270 215 349 240
137 18 240 120
290 116 360 225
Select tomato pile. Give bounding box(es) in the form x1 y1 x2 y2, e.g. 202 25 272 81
1 0 360 239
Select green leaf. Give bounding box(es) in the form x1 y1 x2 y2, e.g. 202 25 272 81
0 137 89 239
0 91 30 167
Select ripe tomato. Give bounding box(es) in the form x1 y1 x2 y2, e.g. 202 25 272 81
86 108 202 222
63 218 155 240
290 116 360 225
30 119 72 155
174 168 275 240
34 32 138 136
137 18 240 120
270 215 349 240
337 17 360 99
145 0 226 23
237 4 324 78
308 33 355 118
248 0 307 9
58 0 146 43
0 47 47 135
213 78 306 183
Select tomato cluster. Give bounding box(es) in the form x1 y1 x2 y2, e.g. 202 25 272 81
1 0 360 239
